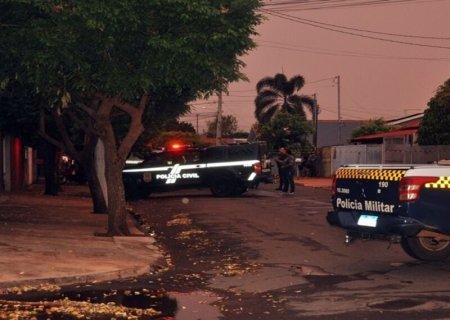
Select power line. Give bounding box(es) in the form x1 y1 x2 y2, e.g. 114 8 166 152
258 41 450 61
271 16 450 40
263 0 448 11
306 77 337 84
260 9 450 50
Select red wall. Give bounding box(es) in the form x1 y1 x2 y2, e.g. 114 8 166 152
10 137 24 191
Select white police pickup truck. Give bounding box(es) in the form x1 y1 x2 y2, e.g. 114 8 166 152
123 143 271 200
327 163 450 261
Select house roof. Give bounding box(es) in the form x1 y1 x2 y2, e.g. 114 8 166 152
398 118 421 129
353 128 417 141
387 113 423 126
313 119 365 124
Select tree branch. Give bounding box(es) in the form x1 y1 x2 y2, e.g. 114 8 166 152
77 103 95 117
66 108 97 136
110 94 149 116
52 109 80 161
38 108 65 151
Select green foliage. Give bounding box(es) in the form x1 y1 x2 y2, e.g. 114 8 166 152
1 0 262 151
417 79 450 145
351 118 392 138
206 114 239 138
231 131 249 139
163 119 196 134
259 112 313 155
1 0 262 104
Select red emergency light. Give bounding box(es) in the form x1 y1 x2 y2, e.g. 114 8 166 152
166 142 193 151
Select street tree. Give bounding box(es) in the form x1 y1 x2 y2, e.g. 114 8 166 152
417 79 450 145
124 87 195 160
254 73 316 124
206 114 239 138
259 112 313 155
351 118 392 138
163 120 196 134
1 0 262 235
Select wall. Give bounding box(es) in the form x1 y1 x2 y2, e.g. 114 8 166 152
319 144 450 177
384 144 450 164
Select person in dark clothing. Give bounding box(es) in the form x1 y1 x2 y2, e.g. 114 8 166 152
274 148 287 190
281 148 295 194
306 151 318 177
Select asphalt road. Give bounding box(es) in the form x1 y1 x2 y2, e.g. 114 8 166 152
132 183 450 320
3 184 450 319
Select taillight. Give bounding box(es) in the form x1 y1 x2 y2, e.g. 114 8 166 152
253 162 262 175
399 176 439 202
331 174 337 197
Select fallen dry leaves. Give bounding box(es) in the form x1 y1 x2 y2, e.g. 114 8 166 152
0 298 161 319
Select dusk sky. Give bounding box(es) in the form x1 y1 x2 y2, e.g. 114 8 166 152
182 0 450 133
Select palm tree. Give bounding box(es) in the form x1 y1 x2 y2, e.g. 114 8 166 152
254 73 316 124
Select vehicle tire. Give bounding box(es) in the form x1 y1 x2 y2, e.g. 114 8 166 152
58 175 67 185
210 176 235 197
233 184 248 196
125 183 150 201
401 236 450 261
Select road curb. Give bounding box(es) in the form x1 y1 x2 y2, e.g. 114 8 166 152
0 213 167 291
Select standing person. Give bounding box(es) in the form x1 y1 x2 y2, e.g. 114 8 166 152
281 148 296 194
274 147 287 190
307 151 318 177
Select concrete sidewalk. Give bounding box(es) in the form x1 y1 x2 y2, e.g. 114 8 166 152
295 177 332 189
0 184 164 290
0 178 330 290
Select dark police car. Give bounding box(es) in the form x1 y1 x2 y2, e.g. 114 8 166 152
123 143 271 199
327 164 450 261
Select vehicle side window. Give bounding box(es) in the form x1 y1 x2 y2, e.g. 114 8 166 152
228 145 257 161
144 154 164 166
160 151 201 165
184 151 201 164
166 152 185 165
206 148 227 162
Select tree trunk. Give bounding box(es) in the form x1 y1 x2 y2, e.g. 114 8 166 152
93 95 148 236
105 155 129 236
95 139 108 207
0 132 4 193
83 157 108 214
42 140 59 195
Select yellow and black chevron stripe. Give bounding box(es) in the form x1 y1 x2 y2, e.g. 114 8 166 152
425 177 450 189
335 168 406 181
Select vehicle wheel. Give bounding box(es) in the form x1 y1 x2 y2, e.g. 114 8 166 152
58 175 67 185
401 236 450 261
125 184 150 201
233 184 248 196
210 176 235 197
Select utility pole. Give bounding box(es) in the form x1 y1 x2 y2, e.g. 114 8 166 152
312 93 319 149
336 75 342 145
196 113 199 134
216 89 223 146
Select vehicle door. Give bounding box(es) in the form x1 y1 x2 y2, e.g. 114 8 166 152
155 149 204 188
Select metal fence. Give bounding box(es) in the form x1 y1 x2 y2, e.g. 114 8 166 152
318 144 450 177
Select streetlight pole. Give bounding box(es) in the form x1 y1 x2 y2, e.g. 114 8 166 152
196 113 199 134
312 93 318 149
216 89 223 146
